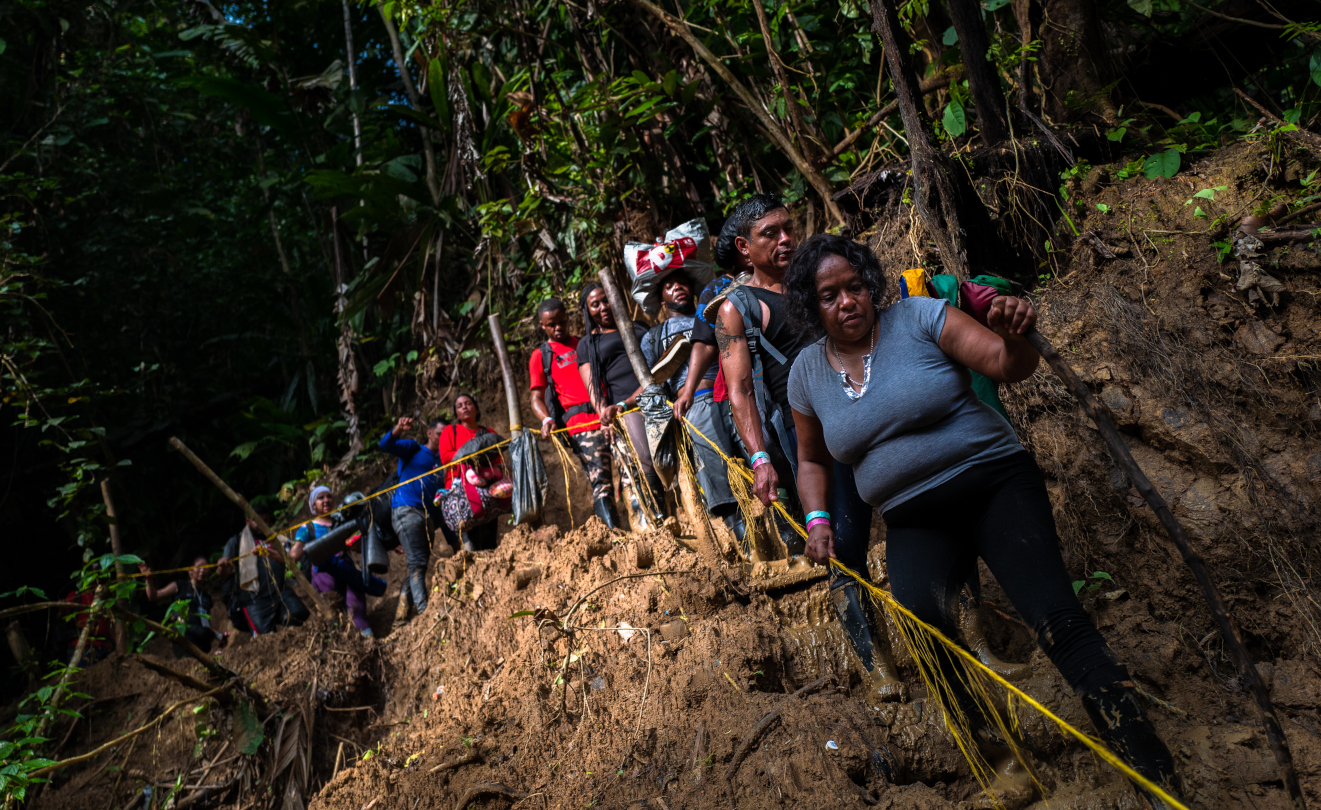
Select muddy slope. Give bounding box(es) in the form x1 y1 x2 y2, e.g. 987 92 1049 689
22 140 1321 810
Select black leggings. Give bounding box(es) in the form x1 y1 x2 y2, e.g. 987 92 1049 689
883 451 1127 695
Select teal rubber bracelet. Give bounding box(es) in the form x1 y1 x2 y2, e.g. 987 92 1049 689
805 510 830 523
750 451 770 468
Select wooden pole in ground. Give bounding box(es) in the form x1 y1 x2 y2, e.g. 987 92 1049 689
487 314 522 432
99 478 128 655
34 585 104 743
167 437 332 619
594 265 654 390
1025 328 1304 809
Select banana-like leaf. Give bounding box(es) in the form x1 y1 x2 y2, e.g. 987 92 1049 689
182 75 300 138
429 56 451 133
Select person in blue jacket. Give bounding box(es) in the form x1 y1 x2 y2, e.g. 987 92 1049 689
378 415 445 623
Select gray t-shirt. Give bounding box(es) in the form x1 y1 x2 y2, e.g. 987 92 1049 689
786 297 1022 513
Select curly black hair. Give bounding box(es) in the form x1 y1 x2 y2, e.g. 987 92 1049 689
783 234 888 340
713 193 786 270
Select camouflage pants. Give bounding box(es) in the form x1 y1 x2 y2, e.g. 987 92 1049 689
565 427 612 501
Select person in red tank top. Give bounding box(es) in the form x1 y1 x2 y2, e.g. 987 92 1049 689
437 394 505 551
529 298 618 528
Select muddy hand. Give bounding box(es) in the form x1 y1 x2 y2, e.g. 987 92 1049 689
806 524 835 565
753 462 779 506
986 296 1036 338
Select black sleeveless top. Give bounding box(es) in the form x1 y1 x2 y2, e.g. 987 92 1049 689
746 287 813 409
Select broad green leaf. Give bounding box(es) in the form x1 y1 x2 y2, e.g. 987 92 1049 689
942 26 957 46
232 699 263 755
1311 49 1321 88
428 57 451 133
662 70 679 98
1143 148 1180 179
942 100 966 138
471 61 493 102
984 0 1011 10
1128 0 1153 16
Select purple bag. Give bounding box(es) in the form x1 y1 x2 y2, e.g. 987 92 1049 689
958 275 1011 327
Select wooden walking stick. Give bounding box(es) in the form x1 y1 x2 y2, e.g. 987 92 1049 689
487 313 523 432
99 479 128 654
594 268 731 579
168 437 333 619
1025 329 1305 809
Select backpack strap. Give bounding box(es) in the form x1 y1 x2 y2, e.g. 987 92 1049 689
727 287 788 365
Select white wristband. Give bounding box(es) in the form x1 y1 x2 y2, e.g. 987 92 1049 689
542 416 554 426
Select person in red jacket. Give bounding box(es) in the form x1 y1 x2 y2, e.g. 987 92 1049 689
437 394 506 550
529 298 618 528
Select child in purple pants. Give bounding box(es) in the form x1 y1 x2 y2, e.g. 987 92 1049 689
298 487 386 637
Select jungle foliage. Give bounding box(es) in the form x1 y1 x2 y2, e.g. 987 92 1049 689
0 0 1318 761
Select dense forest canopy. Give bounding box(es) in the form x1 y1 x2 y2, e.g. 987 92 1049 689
1 0 1317 698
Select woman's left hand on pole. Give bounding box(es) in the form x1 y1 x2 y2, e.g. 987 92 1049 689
986 295 1036 338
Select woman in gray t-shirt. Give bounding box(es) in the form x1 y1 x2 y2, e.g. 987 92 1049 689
783 235 1179 807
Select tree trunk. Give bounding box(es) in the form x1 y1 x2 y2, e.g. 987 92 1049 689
1039 0 1117 123
627 0 845 227
99 478 127 655
331 207 363 465
870 0 972 279
379 7 442 206
945 0 1009 143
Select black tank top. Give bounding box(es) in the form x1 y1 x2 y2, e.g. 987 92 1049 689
746 287 812 408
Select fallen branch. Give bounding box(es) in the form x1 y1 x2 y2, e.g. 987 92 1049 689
1276 202 1321 227
168 437 330 618
1234 88 1321 152
1025 328 1305 810
724 676 830 785
135 655 230 704
1252 228 1319 245
116 605 235 682
428 745 481 774
828 75 953 159
453 781 526 810
30 684 232 778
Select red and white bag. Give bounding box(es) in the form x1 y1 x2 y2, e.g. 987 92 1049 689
623 218 715 315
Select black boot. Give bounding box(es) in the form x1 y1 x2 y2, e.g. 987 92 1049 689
593 496 620 530
775 512 806 557
644 470 668 522
409 567 429 615
1080 682 1181 807
830 575 907 703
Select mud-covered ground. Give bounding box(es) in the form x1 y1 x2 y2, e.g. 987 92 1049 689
17 140 1321 810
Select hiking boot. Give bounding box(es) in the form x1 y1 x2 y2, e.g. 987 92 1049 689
409 567 429 615
644 470 668 523
1080 681 1181 808
392 587 412 628
830 576 907 704
722 513 752 560
970 741 1036 810
593 496 620 530
958 588 1031 681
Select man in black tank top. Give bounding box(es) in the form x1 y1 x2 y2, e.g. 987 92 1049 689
712 195 809 513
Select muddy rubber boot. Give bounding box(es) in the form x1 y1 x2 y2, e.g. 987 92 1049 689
970 740 1037 810
392 587 412 629
644 470 668 523
409 567 429 616
592 496 620 530
830 576 907 703
958 588 1032 681
775 512 807 560
722 513 752 560
1080 682 1181 808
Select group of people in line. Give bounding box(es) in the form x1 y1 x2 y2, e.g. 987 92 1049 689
132 192 1178 807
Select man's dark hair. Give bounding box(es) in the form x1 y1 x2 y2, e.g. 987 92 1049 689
536 298 564 319
783 234 888 341
713 194 786 270
428 415 446 430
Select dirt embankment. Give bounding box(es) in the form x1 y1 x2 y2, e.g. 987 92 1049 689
21 139 1321 810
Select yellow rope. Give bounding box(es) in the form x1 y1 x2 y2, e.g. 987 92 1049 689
549 434 579 527
676 411 1186 808
724 456 758 557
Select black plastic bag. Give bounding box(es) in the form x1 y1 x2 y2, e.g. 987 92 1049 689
509 428 548 525
639 383 679 488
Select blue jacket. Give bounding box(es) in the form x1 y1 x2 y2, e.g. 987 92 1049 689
378 430 443 511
